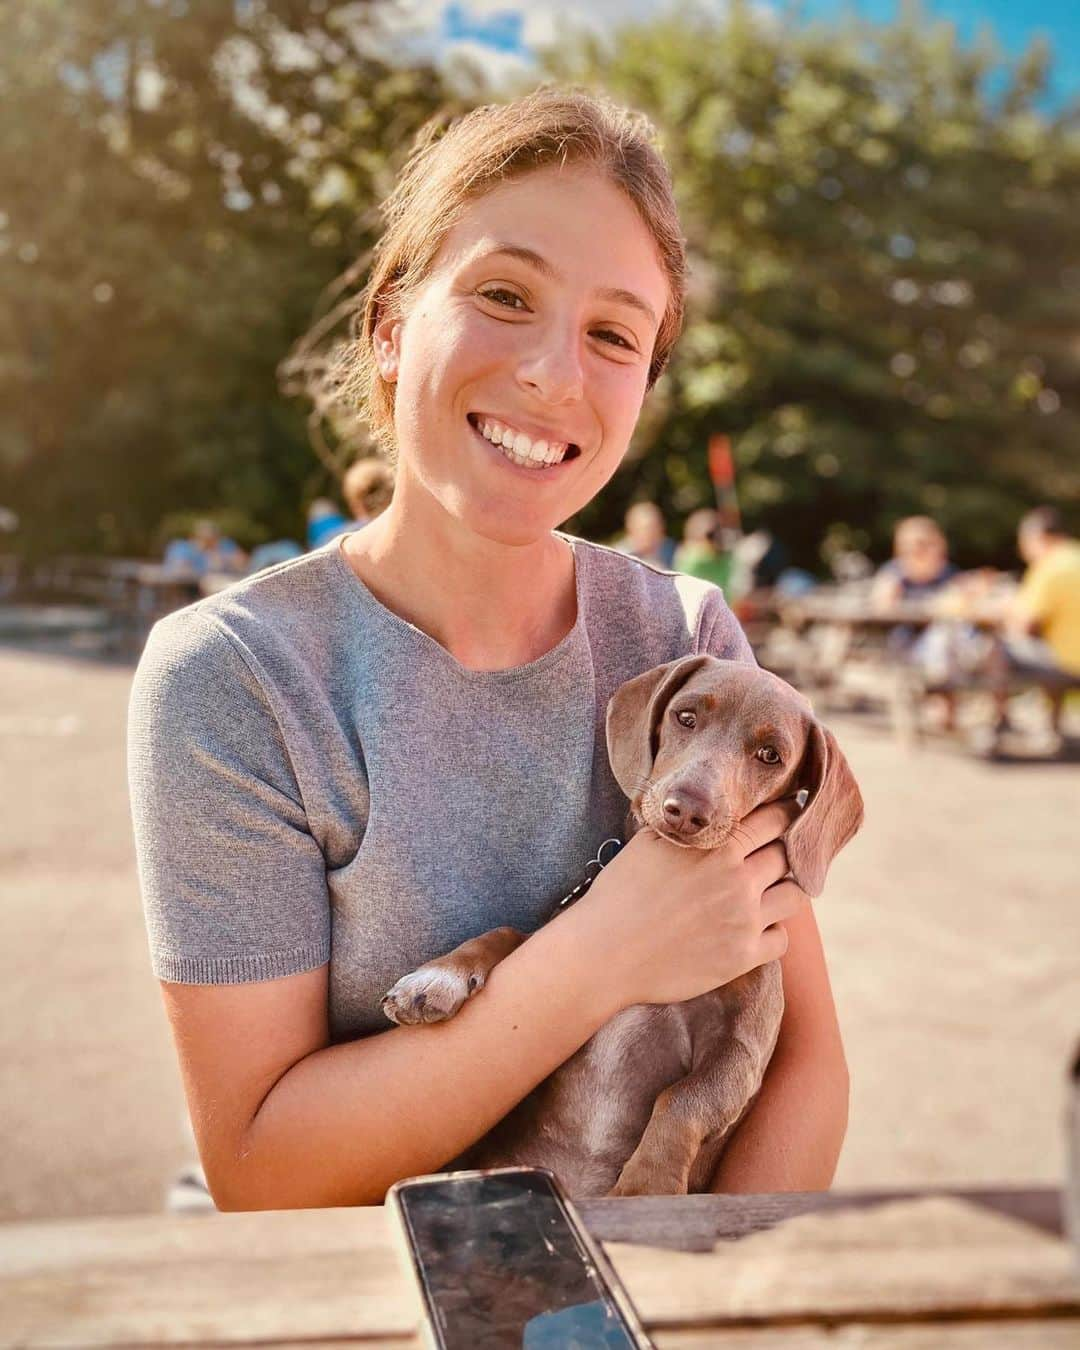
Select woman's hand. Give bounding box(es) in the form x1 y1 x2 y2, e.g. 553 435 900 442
575 799 807 1011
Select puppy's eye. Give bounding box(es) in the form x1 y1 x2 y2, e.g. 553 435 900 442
674 710 696 729
756 746 782 765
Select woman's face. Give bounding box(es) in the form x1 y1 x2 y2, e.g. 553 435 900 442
373 164 671 547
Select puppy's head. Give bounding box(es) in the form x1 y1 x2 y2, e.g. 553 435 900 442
605 655 863 896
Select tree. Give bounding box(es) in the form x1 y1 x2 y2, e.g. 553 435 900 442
552 1 1080 568
0 0 447 558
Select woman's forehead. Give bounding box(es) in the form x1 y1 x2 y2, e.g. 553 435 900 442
430 165 669 312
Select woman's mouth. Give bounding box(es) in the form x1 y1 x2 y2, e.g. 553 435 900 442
467 413 581 471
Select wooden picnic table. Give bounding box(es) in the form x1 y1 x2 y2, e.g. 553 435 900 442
777 589 1008 634
763 587 1030 745
3 1185 1076 1347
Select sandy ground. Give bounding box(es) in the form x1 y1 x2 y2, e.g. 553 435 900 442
1 642 1078 1221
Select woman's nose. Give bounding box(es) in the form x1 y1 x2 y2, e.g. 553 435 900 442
515 329 585 405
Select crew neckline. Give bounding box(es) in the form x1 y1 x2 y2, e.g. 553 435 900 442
331 529 587 683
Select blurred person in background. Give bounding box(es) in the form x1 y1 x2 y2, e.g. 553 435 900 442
342 456 395 529
984 506 1080 750
870 516 957 610
730 528 792 599
674 507 733 593
615 499 676 568
871 517 962 731
306 497 350 550
163 518 247 578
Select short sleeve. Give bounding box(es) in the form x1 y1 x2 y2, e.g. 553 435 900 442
127 610 331 984
695 584 756 666
1018 560 1054 624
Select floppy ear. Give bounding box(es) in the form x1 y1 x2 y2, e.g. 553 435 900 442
605 655 714 800
785 722 864 898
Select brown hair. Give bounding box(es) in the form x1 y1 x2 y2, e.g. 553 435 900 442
342 456 395 519
1019 505 1065 537
339 86 686 457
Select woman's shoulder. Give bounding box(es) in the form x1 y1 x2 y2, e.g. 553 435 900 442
562 532 749 664
132 542 364 716
155 541 356 654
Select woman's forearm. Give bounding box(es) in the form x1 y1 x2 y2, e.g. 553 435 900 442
223 901 622 1209
708 1031 849 1192
709 897 849 1194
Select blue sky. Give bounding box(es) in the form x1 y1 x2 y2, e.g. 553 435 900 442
801 2 1078 103
414 1 1078 105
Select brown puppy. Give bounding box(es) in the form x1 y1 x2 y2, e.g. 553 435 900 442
381 655 864 1195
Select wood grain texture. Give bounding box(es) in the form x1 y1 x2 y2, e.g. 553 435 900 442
1 1191 1075 1348
655 1324 1080 1349
579 1185 1064 1251
0 1207 417 1348
601 1197 1079 1327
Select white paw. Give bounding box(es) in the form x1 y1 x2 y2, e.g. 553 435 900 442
380 965 484 1026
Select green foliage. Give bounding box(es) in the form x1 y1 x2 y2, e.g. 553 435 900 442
0 0 446 561
554 1 1080 567
3 1 1078 572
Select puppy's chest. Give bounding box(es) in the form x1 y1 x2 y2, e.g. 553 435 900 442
574 984 759 1091
568 963 780 1111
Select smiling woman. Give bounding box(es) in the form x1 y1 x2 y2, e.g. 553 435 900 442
127 87 849 1211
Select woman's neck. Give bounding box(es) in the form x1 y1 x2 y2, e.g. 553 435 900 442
341 504 578 672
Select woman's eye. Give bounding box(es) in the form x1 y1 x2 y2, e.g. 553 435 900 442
593 329 634 350
755 746 782 765
479 287 526 310
675 710 696 729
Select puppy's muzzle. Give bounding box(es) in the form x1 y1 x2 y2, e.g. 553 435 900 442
661 786 712 839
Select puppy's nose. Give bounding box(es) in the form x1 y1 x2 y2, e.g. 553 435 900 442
662 791 711 837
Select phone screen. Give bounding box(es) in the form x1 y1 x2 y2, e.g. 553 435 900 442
395 1170 644 1349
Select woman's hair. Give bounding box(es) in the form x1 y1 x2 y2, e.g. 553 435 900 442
341 86 686 457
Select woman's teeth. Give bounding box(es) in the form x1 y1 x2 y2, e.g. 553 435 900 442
475 417 569 469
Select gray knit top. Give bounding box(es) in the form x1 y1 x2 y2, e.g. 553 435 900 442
127 531 753 1042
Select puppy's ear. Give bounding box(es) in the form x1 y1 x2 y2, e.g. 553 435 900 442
606 655 714 800
785 722 864 898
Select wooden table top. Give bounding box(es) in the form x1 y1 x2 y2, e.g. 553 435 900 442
3 1186 1077 1348
777 593 1007 631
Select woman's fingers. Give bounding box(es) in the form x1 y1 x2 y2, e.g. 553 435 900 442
758 923 791 963
746 840 790 890
760 878 809 930
736 798 801 858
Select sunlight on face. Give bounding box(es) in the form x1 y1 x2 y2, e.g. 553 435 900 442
374 164 671 547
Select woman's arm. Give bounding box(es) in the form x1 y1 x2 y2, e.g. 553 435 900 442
166 811 802 1210
708 899 849 1192
165 893 631 1211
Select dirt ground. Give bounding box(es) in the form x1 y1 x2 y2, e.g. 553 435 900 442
1 642 1078 1222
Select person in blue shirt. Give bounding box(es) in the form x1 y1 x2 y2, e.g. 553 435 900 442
163 519 247 577
871 516 957 607
306 499 351 550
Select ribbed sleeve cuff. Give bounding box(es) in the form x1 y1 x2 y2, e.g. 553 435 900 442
151 941 331 985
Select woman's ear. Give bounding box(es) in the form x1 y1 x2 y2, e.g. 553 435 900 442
372 311 403 382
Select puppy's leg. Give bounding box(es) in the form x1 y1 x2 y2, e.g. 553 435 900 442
609 968 783 1196
381 926 526 1026
608 1041 769 1196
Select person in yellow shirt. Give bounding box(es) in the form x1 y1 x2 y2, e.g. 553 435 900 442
986 506 1080 751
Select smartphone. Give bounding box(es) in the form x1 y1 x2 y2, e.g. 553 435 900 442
387 1166 655 1349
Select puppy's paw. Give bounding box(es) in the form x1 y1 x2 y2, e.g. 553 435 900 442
608 1158 688 1198
380 964 486 1026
